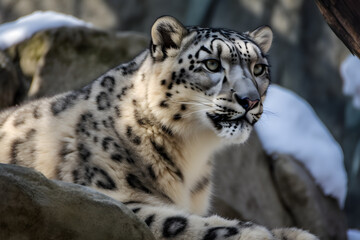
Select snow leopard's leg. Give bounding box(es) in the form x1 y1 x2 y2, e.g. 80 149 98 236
124 202 274 240
125 202 319 240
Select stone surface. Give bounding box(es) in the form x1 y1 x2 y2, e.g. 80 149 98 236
0 163 155 240
272 154 348 240
0 51 23 109
5 26 148 99
212 131 294 228
212 132 348 239
0 0 190 32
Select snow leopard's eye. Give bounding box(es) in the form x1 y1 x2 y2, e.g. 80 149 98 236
253 64 266 76
204 59 221 72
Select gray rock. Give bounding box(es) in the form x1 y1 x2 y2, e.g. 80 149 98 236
6 27 148 98
0 51 22 110
272 154 347 240
0 0 190 32
212 132 347 239
210 196 246 221
212 131 294 228
0 163 155 240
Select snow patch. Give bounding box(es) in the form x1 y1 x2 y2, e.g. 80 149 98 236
0 11 93 50
348 229 360 240
341 55 360 109
255 84 347 207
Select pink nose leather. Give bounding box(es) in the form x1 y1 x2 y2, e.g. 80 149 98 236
235 95 259 111
247 99 259 110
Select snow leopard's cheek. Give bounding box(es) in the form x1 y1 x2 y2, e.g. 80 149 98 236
194 72 223 91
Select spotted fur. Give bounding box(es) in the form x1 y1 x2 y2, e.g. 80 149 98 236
0 16 318 240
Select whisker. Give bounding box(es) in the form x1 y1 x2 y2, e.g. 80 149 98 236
173 101 208 106
194 95 214 103
181 109 212 118
262 109 278 117
181 107 212 115
188 99 213 106
168 100 213 108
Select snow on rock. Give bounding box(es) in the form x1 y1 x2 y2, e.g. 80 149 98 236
348 229 360 240
255 84 347 207
0 11 93 50
341 55 360 109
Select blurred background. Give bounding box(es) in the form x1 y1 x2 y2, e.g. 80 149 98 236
0 0 359 235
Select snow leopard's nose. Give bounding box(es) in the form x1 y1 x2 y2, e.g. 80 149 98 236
234 94 259 111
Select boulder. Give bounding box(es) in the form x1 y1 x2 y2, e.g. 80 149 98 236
0 163 155 240
0 51 23 110
272 154 348 240
5 27 148 99
212 131 294 228
212 132 348 239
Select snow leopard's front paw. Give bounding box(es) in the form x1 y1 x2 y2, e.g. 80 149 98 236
237 223 275 240
205 216 274 240
271 228 319 240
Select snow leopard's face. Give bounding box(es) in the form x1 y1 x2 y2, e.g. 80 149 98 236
149 17 272 143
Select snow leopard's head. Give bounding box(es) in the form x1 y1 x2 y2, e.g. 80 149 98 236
147 16 272 144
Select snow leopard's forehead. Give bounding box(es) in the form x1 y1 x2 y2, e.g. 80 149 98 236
187 27 251 42
185 26 266 64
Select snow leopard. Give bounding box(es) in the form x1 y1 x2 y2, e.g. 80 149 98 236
0 16 318 240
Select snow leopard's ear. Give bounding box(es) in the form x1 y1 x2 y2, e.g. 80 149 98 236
150 16 188 61
249 26 273 54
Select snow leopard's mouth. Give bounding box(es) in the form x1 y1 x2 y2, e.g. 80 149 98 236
206 112 250 130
